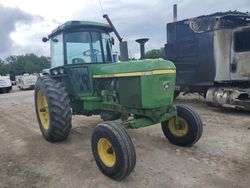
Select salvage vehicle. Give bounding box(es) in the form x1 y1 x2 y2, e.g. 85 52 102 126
34 15 203 181
165 8 250 110
0 75 12 94
16 74 37 90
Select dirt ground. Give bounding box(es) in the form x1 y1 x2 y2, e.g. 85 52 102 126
0 87 249 188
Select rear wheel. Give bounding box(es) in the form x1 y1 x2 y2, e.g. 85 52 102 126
161 105 203 146
91 121 136 181
34 76 72 142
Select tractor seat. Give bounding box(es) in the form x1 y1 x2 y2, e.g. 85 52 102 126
72 58 85 64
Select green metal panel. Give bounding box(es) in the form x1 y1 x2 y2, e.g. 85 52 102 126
92 59 176 76
141 74 175 108
67 67 90 92
114 108 176 129
84 100 101 111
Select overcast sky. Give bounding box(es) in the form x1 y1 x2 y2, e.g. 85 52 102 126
0 0 250 58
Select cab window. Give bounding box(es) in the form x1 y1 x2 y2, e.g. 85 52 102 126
65 31 112 64
51 34 64 67
102 33 112 62
234 30 250 52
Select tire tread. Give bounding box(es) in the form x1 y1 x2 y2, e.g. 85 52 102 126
35 76 72 142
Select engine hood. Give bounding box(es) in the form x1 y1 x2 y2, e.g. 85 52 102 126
91 59 176 78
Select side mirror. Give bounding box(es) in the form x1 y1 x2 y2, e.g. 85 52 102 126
42 37 48 43
110 37 115 45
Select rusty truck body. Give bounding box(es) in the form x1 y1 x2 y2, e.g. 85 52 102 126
165 11 250 110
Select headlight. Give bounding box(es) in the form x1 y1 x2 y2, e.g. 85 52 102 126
52 69 58 75
58 68 64 74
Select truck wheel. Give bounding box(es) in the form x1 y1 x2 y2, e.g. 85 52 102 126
34 76 72 142
161 105 203 146
173 90 180 99
91 121 136 181
1 88 6 94
7 86 12 93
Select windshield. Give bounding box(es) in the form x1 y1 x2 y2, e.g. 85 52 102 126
65 31 112 64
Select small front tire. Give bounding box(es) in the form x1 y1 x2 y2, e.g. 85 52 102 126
161 105 203 146
91 121 136 181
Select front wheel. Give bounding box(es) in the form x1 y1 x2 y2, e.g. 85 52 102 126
91 121 136 181
161 105 203 146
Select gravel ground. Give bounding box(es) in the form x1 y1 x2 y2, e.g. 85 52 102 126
0 88 249 188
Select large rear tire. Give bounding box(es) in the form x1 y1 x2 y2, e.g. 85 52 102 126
34 76 72 142
161 105 203 146
91 121 136 181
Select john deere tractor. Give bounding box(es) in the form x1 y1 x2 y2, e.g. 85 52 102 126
34 16 203 181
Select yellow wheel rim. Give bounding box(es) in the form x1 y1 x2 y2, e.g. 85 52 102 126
37 90 50 130
168 117 188 137
97 138 116 167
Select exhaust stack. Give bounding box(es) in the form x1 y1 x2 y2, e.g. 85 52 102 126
173 4 177 22
135 38 149 59
103 14 129 61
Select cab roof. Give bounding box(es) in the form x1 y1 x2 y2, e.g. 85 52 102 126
48 20 113 38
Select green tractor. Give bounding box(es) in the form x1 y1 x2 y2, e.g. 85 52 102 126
34 15 203 181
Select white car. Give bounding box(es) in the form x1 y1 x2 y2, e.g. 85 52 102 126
16 74 38 90
0 75 12 94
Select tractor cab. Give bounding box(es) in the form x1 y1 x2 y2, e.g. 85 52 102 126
42 21 116 95
43 21 114 67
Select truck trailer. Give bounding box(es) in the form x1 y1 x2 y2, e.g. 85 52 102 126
16 74 38 90
0 75 12 94
165 10 250 110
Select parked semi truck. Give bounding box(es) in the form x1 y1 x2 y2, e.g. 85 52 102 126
16 74 38 90
0 75 12 94
165 10 250 110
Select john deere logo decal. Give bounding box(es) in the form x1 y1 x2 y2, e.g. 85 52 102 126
163 82 170 90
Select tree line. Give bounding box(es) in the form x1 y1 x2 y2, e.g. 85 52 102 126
145 48 165 59
0 49 164 80
0 53 50 80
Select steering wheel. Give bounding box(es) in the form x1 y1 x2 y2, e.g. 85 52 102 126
82 49 100 56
